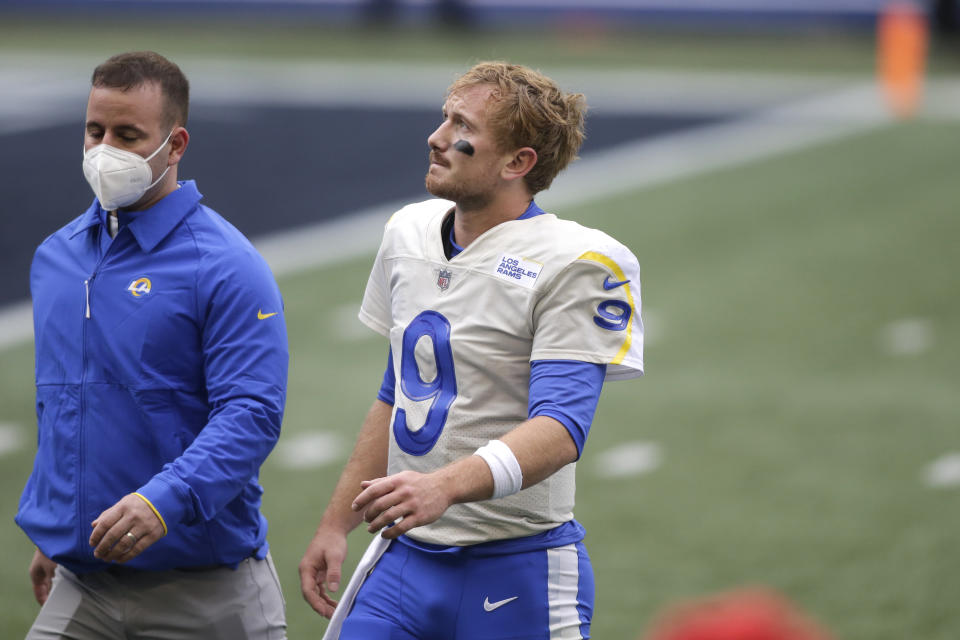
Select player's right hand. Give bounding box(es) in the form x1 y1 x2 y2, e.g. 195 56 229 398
28 548 57 605
299 526 348 618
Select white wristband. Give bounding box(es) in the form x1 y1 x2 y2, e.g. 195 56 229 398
474 439 523 499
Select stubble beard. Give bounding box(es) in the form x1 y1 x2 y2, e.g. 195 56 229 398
424 169 495 211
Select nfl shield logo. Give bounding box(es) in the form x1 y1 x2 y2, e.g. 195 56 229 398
437 269 452 291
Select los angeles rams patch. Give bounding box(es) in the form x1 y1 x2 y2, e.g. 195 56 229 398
492 254 541 289
126 277 152 298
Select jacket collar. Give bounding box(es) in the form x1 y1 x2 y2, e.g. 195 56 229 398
68 180 203 252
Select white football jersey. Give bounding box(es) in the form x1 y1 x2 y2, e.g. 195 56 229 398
359 198 643 546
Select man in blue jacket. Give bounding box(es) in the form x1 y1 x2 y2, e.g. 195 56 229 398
17 51 289 639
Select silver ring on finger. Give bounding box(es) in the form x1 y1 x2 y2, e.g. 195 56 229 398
124 531 138 545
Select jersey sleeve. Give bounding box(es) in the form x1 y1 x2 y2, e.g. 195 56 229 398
358 228 393 337
528 359 606 458
377 347 396 405
531 242 643 381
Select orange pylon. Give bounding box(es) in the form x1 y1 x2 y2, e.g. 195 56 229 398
877 1 929 118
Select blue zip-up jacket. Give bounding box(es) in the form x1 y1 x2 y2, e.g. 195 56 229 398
16 181 289 574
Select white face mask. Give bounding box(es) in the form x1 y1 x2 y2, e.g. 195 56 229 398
82 130 173 211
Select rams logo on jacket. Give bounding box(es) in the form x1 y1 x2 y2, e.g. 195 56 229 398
127 277 152 297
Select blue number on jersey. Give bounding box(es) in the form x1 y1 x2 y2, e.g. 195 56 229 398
593 299 631 331
394 310 458 455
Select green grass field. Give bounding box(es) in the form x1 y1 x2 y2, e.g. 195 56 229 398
1 15 958 640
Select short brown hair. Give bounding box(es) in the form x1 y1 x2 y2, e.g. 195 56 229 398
91 51 190 128
447 61 586 195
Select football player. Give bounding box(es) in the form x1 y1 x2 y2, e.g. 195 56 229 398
300 61 643 640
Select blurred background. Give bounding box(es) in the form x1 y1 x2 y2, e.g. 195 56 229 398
1 1 958 638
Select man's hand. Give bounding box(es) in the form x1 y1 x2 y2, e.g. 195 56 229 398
299 526 348 618
89 493 165 563
28 548 57 605
352 470 456 539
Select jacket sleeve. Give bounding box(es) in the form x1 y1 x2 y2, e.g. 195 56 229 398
135 244 289 527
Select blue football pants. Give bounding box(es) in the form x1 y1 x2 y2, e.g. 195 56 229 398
339 539 593 640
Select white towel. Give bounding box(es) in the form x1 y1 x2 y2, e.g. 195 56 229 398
321 533 393 640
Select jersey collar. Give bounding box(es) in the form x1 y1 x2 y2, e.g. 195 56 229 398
517 200 547 220
446 200 546 258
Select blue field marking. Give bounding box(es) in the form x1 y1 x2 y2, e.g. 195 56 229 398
0 106 724 307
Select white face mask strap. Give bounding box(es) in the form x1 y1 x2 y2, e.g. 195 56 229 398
83 128 174 160
144 128 175 162
143 129 175 190
146 165 171 191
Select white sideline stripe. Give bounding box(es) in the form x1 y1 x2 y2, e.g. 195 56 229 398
0 76 910 352
265 83 895 277
253 198 408 277
0 53 857 130
541 82 894 212
0 54 955 132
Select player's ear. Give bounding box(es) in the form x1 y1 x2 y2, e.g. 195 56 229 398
501 147 537 182
167 127 189 165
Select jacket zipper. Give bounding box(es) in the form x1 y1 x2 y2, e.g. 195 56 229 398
84 278 92 318
78 229 118 558
79 275 90 555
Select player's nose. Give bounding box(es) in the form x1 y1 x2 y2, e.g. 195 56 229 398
427 122 449 151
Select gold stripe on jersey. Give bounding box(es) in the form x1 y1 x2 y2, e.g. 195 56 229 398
576 251 635 365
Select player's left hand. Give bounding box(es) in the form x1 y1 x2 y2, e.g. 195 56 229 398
28 548 57 605
89 493 165 563
353 471 454 539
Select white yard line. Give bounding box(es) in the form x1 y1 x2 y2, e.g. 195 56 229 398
541 82 896 213
258 82 899 280
2 53 956 124
0 53 856 125
4 56 953 351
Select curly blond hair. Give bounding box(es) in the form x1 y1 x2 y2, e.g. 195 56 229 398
448 61 586 195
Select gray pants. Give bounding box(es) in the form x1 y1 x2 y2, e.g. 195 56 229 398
26 554 287 640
